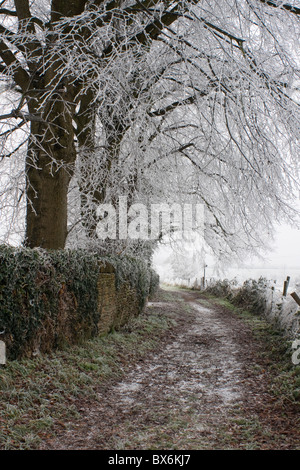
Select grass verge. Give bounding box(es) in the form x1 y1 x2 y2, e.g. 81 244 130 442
0 304 175 450
199 294 300 449
206 295 300 406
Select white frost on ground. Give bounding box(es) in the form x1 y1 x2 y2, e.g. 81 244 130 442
112 300 246 411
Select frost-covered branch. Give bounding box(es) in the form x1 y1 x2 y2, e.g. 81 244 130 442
0 0 299 259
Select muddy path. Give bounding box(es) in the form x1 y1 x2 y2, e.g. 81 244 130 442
40 288 299 450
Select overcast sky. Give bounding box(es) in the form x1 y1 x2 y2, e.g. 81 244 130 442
255 223 300 269
153 220 300 286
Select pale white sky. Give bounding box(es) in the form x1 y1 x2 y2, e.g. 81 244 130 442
251 223 300 269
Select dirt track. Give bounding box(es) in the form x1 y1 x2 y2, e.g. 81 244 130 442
40 288 300 450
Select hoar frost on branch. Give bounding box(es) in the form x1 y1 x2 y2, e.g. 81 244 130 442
0 0 299 263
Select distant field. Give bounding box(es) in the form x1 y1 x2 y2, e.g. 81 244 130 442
210 267 300 290
159 267 300 293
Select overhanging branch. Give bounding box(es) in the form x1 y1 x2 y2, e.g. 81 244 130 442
258 0 300 15
0 109 46 123
0 40 30 91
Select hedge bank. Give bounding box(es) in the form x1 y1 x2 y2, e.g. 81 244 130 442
0 245 159 360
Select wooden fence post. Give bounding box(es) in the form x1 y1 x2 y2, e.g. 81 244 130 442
291 292 300 307
283 276 290 297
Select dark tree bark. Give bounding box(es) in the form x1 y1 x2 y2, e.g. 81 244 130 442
25 105 76 249
20 0 85 248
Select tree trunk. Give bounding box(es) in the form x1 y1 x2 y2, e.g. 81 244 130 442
25 157 72 249
25 96 76 249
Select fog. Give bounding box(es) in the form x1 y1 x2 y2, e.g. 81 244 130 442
153 222 300 289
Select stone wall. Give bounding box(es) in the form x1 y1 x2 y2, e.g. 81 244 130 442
97 262 141 335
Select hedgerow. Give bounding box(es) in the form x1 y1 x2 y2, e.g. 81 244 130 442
204 278 236 299
101 254 156 310
0 245 159 360
231 276 269 315
204 276 300 338
0 246 100 359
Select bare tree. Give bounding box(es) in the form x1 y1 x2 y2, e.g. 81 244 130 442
0 0 299 259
